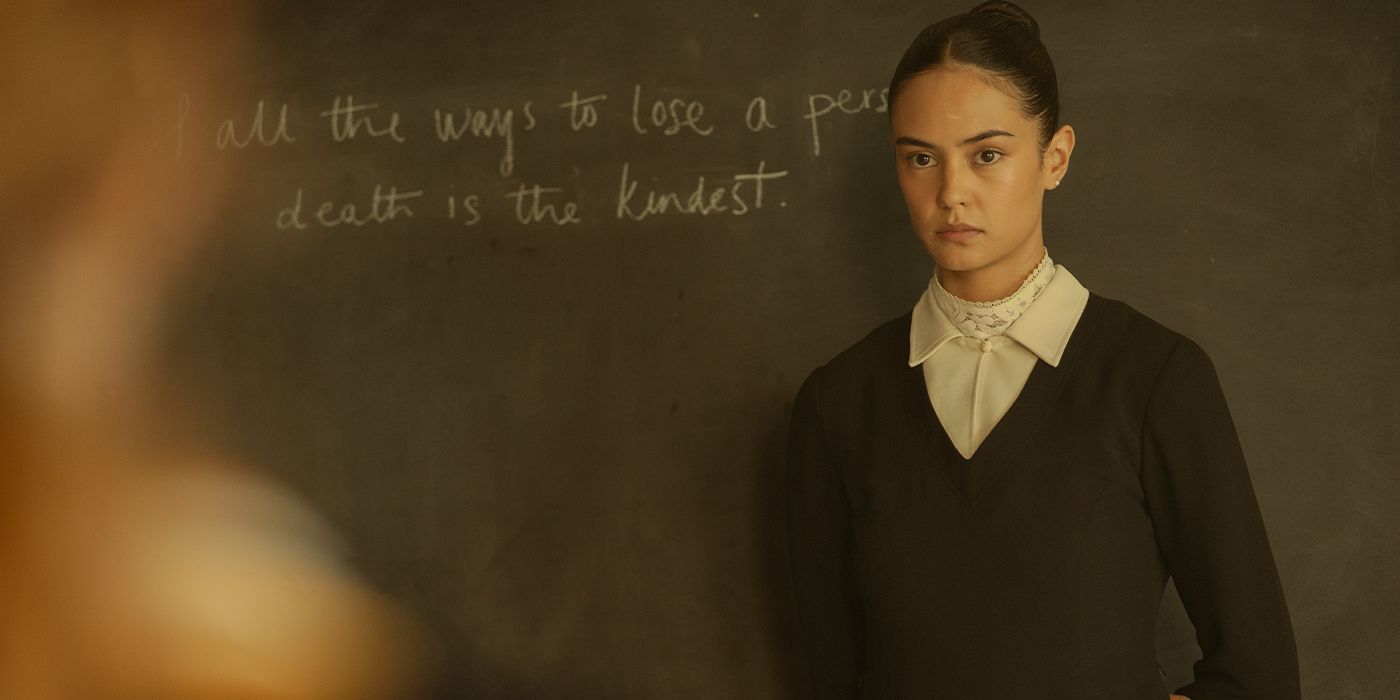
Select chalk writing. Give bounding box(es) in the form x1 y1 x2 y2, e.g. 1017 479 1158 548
745 96 776 132
506 184 582 225
446 191 484 225
630 84 714 136
193 79 902 230
560 91 607 131
615 161 787 220
432 103 530 177
320 95 406 143
168 92 192 160
218 99 296 150
276 185 423 229
803 87 888 156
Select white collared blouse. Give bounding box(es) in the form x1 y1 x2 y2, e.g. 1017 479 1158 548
908 250 1090 458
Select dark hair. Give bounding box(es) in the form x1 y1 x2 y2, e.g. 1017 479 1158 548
888 1 1060 152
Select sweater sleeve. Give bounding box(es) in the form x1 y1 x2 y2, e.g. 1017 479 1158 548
1140 337 1301 700
783 367 862 699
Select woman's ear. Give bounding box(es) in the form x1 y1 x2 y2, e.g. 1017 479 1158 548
1044 124 1075 189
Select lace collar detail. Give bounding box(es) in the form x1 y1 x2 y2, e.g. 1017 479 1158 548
932 249 1056 340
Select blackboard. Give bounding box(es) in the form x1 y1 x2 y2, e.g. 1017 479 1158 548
161 1 1400 697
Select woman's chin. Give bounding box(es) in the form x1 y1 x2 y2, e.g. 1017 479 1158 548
921 245 984 272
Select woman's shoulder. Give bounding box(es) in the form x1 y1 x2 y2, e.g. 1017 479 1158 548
800 311 913 393
1081 290 1217 374
1085 290 1188 345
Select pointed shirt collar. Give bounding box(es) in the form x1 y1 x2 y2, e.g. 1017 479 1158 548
908 264 1089 368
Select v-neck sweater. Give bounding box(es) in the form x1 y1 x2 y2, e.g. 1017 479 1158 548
783 291 1300 700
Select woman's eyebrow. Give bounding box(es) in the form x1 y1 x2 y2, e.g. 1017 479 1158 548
894 129 1015 149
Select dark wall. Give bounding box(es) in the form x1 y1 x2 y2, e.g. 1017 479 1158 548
163 1 1400 697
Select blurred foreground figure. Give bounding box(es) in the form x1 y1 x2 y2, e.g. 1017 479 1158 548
0 3 424 698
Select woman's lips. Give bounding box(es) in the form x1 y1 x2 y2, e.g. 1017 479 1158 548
935 228 982 243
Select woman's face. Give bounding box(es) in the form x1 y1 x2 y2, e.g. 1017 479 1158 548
890 66 1063 279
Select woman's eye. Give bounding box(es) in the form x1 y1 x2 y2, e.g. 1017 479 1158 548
909 153 934 167
977 149 1003 164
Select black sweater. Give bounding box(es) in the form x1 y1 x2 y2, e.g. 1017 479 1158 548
783 291 1300 699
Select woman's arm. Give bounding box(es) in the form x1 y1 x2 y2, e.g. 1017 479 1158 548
784 368 862 699
1140 337 1302 700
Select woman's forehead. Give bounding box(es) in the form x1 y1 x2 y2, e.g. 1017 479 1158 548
892 69 1030 140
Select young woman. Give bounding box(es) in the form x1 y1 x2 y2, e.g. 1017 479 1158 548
783 2 1301 698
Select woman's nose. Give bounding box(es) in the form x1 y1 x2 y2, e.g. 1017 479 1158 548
937 162 967 209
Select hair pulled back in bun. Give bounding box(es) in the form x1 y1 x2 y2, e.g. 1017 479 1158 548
969 0 1040 39
888 1 1059 150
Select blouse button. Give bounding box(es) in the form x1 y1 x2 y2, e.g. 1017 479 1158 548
979 338 993 353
